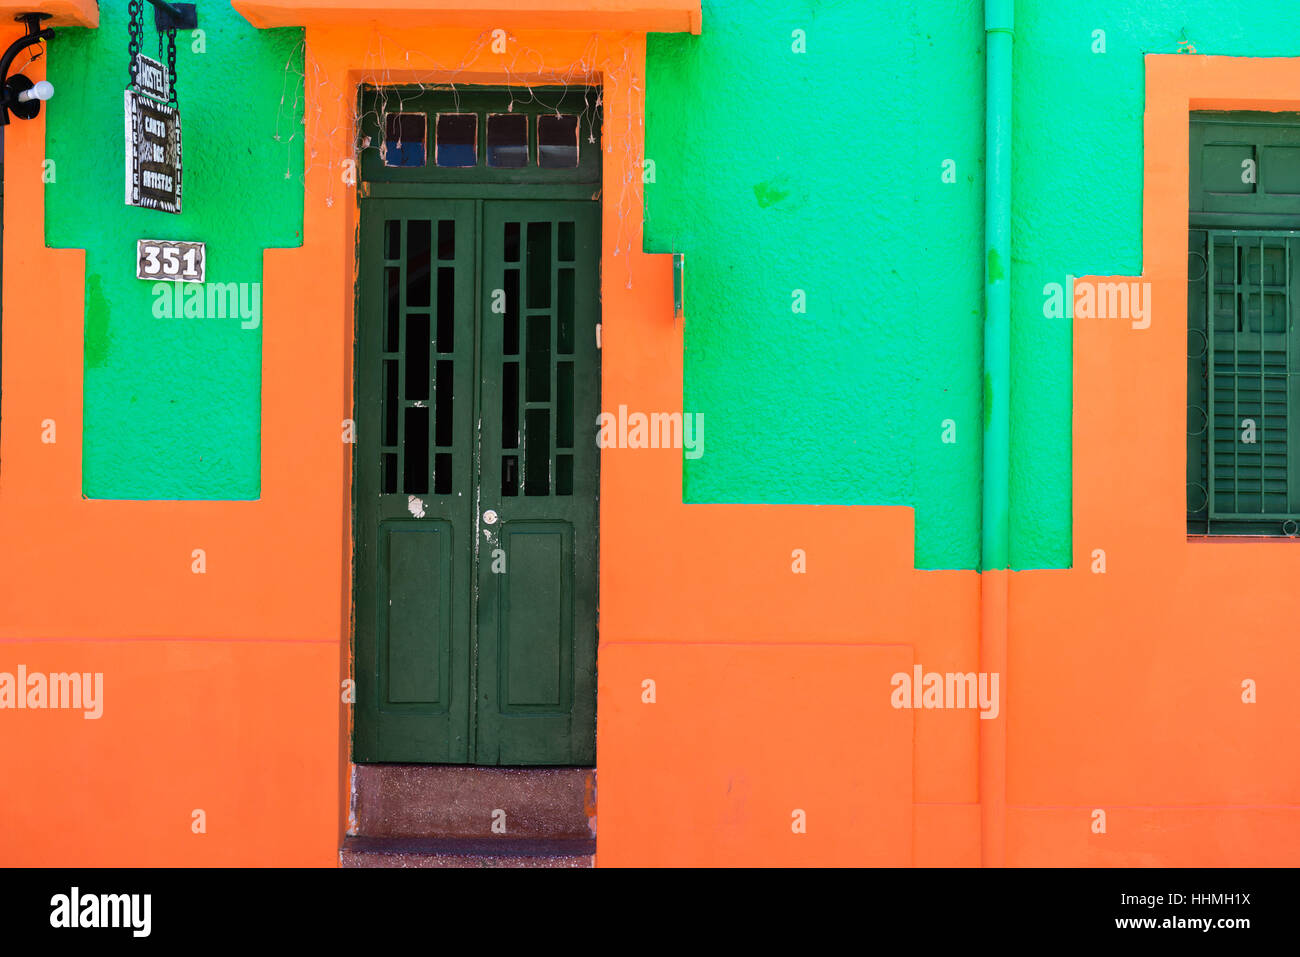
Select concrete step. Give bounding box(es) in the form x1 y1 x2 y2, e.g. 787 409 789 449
351 765 596 842
340 835 595 868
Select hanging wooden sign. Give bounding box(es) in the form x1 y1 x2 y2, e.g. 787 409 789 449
124 90 182 214
133 53 170 104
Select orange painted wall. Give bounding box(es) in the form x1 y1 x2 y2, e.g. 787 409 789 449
233 0 701 32
594 258 982 865
0 17 343 865
598 52 1300 868
1005 55 1300 866
3 8 1296 868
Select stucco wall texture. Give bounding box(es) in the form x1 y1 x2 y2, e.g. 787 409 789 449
35 0 1300 546
5 0 1300 869
647 0 985 570
648 0 1300 570
44 4 303 499
1011 2 1300 569
42 1 1300 564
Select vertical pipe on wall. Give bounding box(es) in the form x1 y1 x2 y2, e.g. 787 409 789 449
981 0 1013 868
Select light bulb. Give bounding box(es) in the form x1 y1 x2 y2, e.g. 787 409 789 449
17 80 54 103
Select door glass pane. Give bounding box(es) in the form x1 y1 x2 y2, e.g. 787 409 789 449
525 409 551 495
557 269 574 354
385 219 401 259
436 267 455 353
435 360 454 447
502 362 519 449
384 266 400 352
504 221 521 262
383 113 426 167
404 406 429 494
555 454 573 496
538 114 579 168
557 362 574 448
557 221 575 261
526 315 551 402
488 113 528 168
526 222 551 308
406 220 431 307
405 314 430 401
436 113 477 167
434 452 452 495
503 270 520 354
437 219 456 260
382 359 399 447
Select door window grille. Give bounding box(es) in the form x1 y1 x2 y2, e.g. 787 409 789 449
379 216 461 496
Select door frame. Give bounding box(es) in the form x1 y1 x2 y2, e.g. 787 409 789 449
233 19 678 856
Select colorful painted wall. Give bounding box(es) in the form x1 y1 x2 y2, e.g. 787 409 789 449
1010 1 1300 569
45 4 303 499
0 2 341 866
1 0 1298 868
649 0 1300 572
621 0 1300 865
646 1 985 570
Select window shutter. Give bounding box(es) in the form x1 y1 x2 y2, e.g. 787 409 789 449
1189 112 1300 536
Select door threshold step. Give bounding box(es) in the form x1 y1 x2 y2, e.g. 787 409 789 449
352 765 596 840
340 835 595 868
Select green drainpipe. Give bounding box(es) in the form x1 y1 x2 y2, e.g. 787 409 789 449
981 0 1013 869
984 0 1013 573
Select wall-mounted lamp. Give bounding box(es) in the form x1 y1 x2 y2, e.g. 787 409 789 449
145 0 199 31
0 13 54 126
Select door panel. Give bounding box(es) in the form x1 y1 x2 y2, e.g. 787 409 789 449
475 201 600 765
355 199 477 763
382 522 452 706
499 522 571 712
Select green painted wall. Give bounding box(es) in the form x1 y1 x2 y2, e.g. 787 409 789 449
46 5 303 499
646 0 1300 570
36 2 1300 554
646 1 985 570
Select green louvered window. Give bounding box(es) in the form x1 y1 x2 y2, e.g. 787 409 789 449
1189 113 1300 535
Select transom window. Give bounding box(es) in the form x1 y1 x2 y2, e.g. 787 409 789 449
372 89 594 174
377 96 590 170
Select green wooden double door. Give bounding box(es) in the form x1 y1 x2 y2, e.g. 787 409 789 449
354 197 599 765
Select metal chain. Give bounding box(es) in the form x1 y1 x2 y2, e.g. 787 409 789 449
127 0 143 88
167 29 178 105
